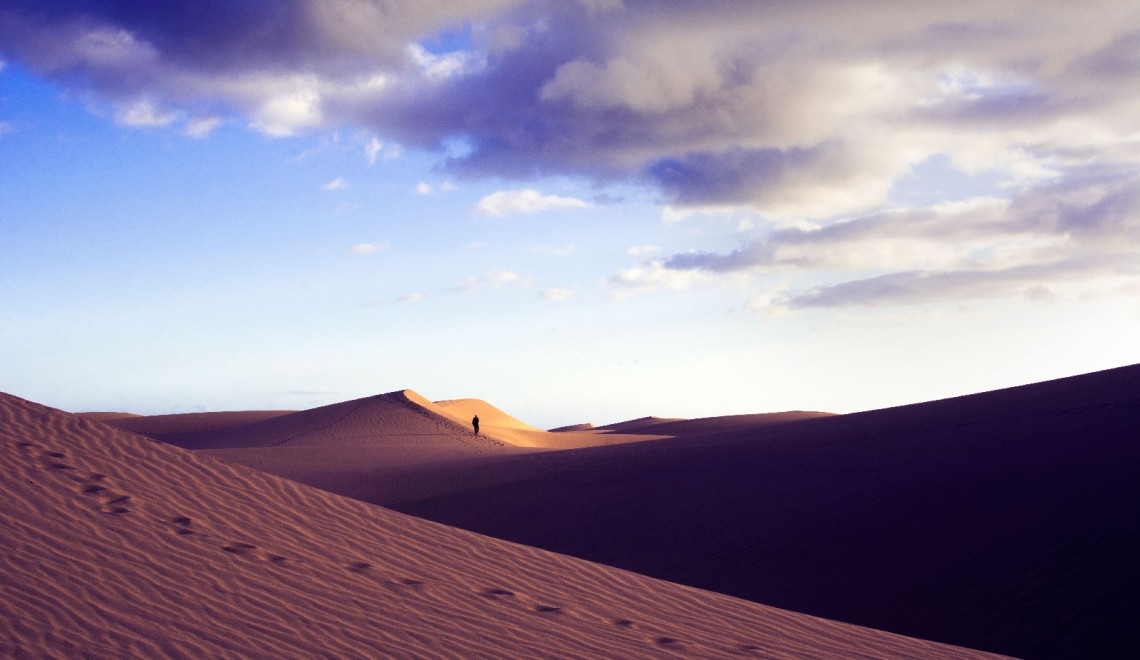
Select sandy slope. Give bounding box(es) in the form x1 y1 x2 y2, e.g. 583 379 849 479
103 391 662 452
86 410 296 440
83 390 670 506
0 393 996 659
386 365 1140 659
594 411 835 436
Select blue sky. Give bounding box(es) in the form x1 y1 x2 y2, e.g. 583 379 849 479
2 1 1139 428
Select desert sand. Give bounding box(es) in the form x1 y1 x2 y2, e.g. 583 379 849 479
0 392 998 658
9 365 1137 658
385 365 1140 659
81 364 1140 658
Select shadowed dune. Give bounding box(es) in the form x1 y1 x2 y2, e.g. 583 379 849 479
549 423 595 432
595 415 686 432
75 412 142 423
595 411 835 436
0 392 998 658
383 365 1140 659
90 410 295 440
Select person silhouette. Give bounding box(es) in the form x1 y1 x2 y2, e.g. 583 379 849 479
472 414 480 435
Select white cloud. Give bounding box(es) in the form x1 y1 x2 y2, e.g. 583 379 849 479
406 43 484 81
184 116 221 138
115 98 178 127
397 293 424 303
349 242 388 255
539 288 574 301
247 75 324 137
413 180 454 196
451 268 530 292
475 189 592 216
323 177 349 191
609 260 721 297
364 136 383 165
627 244 661 256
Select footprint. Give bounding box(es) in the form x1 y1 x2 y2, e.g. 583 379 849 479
165 516 195 535
79 484 107 495
222 542 258 555
533 605 562 614
348 561 372 573
613 619 636 628
655 637 683 648
397 578 424 587
482 588 516 598
98 493 131 515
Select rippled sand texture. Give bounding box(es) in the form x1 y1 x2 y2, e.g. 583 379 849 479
0 392 997 659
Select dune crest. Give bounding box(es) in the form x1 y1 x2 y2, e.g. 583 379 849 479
0 392 995 658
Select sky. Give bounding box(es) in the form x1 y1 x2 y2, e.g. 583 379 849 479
2 0 1139 428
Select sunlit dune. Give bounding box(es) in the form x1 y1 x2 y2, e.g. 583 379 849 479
0 392 996 659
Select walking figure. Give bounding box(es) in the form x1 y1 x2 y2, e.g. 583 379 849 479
472 414 480 435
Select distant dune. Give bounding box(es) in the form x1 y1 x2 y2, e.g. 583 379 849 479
549 422 595 432
385 365 1140 659
75 411 141 422
595 411 835 436
594 415 686 432
92 410 295 440
0 392 996 659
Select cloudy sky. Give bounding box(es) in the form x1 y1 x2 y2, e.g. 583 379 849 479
2 0 1139 427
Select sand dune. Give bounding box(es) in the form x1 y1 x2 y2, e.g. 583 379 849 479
549 422 596 432
594 415 686 432
75 412 141 423
90 410 295 440
100 390 663 452
81 391 671 506
595 411 835 436
0 392 996 659
384 365 1140 659
434 397 543 432
136 390 495 450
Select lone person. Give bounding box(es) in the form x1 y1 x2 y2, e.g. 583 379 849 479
472 414 480 435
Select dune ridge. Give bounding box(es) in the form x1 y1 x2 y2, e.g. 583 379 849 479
89 410 295 439
0 391 997 658
136 390 493 450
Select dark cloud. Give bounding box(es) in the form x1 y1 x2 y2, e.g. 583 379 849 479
664 167 1140 274
651 167 1140 306
646 144 841 207
786 255 1138 308
2 0 1139 215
